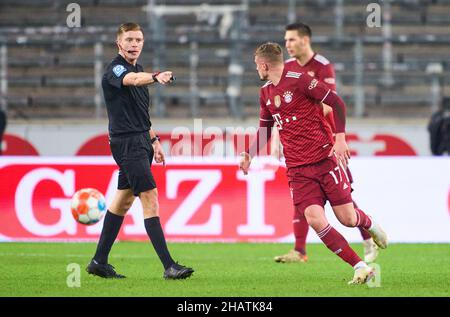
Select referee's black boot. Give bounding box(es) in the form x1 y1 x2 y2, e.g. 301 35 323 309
86 259 126 279
163 262 194 280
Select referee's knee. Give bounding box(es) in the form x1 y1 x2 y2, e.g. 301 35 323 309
140 188 158 200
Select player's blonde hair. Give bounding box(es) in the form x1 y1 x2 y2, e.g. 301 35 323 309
116 22 144 38
254 42 283 65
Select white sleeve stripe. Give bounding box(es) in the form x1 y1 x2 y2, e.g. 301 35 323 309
320 89 331 103
260 118 273 121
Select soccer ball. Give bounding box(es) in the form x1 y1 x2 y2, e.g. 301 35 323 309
71 188 106 225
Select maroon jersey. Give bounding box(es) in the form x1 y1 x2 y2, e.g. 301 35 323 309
259 69 336 168
285 54 337 132
284 54 336 90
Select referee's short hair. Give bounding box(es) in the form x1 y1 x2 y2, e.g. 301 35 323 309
117 22 144 38
285 22 312 38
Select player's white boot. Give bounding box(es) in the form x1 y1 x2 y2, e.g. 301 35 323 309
363 238 379 263
367 217 388 249
274 249 308 263
348 263 375 285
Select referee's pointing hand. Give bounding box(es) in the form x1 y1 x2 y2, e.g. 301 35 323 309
155 71 174 85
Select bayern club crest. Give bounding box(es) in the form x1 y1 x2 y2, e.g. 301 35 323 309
283 91 293 103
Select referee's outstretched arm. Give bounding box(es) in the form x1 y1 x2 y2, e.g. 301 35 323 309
123 71 174 86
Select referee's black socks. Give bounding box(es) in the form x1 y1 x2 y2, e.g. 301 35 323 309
144 216 175 270
93 210 125 264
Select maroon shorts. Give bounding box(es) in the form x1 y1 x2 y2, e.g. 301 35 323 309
346 166 354 184
287 156 353 214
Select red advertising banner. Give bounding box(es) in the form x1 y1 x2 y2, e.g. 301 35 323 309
4 131 418 157
76 132 417 156
0 157 293 242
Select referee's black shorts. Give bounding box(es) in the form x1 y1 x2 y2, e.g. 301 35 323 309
109 131 156 196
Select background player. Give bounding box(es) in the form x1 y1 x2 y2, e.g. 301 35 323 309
273 23 378 264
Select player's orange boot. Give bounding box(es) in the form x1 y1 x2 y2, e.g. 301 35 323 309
274 249 308 263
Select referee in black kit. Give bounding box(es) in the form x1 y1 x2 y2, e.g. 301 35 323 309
87 23 193 280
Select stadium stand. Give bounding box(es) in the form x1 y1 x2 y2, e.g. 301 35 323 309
0 0 449 119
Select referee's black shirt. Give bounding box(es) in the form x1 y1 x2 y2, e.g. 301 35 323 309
102 54 151 137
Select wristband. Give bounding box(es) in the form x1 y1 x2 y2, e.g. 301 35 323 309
151 135 160 144
152 72 161 83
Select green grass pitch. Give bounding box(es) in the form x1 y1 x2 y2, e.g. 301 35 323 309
0 242 449 297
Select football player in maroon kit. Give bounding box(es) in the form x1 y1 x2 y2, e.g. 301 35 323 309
273 23 378 265
239 42 387 284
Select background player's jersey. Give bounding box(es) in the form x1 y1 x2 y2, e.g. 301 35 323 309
285 54 337 132
259 69 334 168
284 54 336 90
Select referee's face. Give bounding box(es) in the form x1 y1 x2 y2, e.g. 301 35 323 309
117 30 144 63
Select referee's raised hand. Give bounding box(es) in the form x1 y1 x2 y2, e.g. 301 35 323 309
154 71 174 85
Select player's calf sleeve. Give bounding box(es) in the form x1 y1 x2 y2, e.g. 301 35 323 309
358 226 372 240
94 210 124 264
354 208 372 230
144 216 175 270
293 207 309 255
293 218 308 255
317 224 361 267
